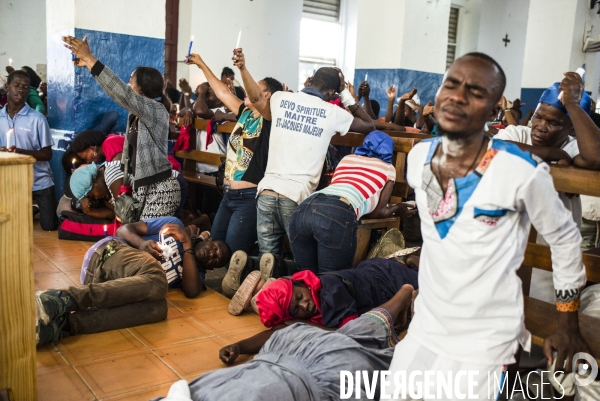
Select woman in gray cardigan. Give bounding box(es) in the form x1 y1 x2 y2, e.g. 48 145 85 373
63 35 180 219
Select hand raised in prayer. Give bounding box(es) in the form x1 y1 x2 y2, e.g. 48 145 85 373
5 65 14 74
386 85 397 101
359 81 370 97
179 108 193 126
559 72 584 107
219 344 241 365
185 53 204 67
62 35 95 68
140 240 163 260
423 101 434 117
178 78 192 94
225 78 236 95
347 82 358 102
232 48 245 70
512 98 525 109
499 95 508 110
400 87 417 101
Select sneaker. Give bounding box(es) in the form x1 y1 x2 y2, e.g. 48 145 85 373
259 253 276 282
36 290 73 326
228 271 261 316
250 278 276 314
32 204 40 217
36 314 69 347
222 251 249 298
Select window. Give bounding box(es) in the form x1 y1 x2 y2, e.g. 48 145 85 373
303 0 341 22
446 7 460 69
298 0 342 88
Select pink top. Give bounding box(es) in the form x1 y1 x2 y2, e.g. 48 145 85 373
102 134 125 162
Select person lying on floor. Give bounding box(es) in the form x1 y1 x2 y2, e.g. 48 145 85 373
152 284 414 401
35 218 231 347
224 258 418 353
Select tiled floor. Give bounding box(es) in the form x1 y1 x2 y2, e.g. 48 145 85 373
33 222 266 400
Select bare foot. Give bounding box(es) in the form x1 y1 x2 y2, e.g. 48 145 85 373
380 284 414 328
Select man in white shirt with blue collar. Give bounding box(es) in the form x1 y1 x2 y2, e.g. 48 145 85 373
0 70 57 230
386 53 589 400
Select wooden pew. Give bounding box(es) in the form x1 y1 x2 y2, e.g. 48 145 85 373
330 133 421 262
519 164 600 363
519 242 600 361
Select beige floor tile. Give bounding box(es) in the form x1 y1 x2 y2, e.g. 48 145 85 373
49 255 85 272
36 345 68 372
100 382 176 401
58 329 146 365
166 288 230 314
33 236 72 248
128 315 212 349
37 366 95 401
167 303 184 318
189 309 264 335
73 352 178 399
34 259 62 275
217 325 267 345
34 272 77 291
38 243 90 259
63 269 83 286
154 337 228 378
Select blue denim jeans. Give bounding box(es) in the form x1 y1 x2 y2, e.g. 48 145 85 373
256 193 298 257
211 186 258 255
289 193 357 273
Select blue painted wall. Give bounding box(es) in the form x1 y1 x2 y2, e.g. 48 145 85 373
354 68 444 119
519 88 545 117
47 28 164 200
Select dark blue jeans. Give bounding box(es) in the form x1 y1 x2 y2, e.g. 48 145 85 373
289 193 357 273
34 185 59 231
211 186 258 255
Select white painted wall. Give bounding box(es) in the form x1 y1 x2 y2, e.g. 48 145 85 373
476 0 530 99
1 0 48 73
339 0 359 83
400 0 451 74
521 0 578 89
74 0 165 39
183 0 302 91
355 0 405 69
176 0 193 85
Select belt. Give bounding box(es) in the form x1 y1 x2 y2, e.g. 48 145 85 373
260 190 288 199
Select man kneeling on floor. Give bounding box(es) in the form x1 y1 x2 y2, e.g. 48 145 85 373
35 216 230 347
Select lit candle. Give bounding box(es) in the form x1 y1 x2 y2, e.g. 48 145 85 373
103 224 108 236
6 128 13 149
187 35 194 57
235 30 242 49
8 58 12 67
365 72 368 82
71 158 76 170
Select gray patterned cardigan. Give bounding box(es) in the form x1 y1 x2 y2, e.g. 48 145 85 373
91 61 171 188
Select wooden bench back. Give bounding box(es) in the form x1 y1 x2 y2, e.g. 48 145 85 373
520 165 600 361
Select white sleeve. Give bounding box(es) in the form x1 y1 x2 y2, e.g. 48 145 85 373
495 125 527 143
517 163 586 311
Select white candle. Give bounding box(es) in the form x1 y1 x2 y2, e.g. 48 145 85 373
160 229 165 245
365 72 368 82
236 30 242 49
6 128 13 148
8 58 12 67
103 224 108 236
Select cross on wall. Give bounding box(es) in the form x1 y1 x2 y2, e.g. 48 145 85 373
502 34 511 47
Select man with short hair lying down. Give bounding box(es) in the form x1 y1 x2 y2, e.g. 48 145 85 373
35 217 230 347
152 284 414 401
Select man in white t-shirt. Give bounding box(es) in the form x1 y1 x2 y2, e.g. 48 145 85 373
253 67 374 261
385 53 589 400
